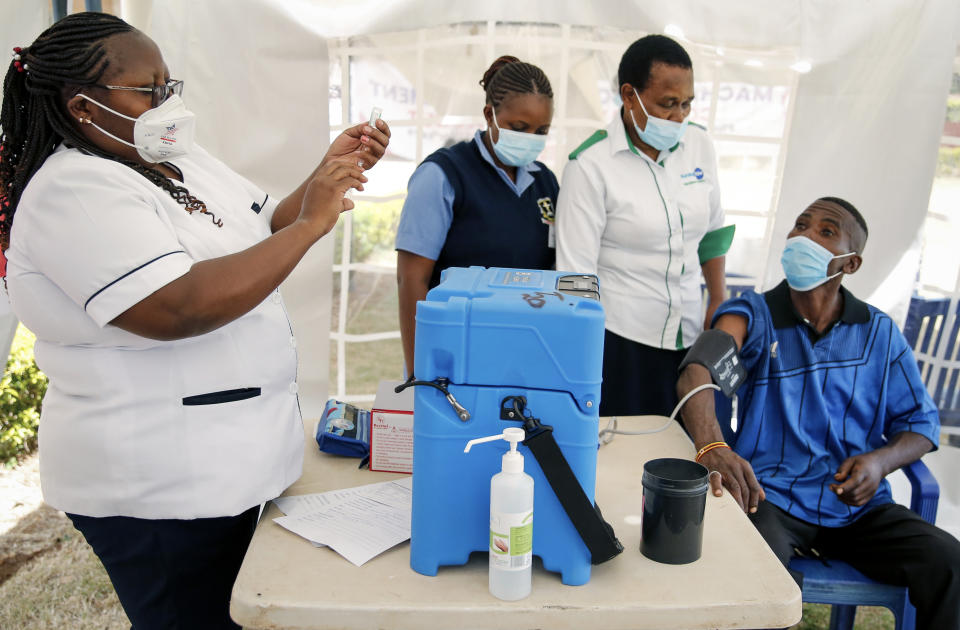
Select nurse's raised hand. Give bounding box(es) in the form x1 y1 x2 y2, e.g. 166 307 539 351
268 121 389 235
297 159 367 239
323 118 392 170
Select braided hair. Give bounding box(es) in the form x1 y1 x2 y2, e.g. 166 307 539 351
0 12 218 251
479 55 553 110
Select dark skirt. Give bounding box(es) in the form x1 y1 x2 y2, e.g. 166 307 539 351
599 328 687 418
67 505 259 630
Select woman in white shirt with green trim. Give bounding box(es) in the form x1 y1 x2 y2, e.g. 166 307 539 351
556 34 734 418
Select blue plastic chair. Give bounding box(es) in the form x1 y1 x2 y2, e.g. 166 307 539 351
902 295 960 447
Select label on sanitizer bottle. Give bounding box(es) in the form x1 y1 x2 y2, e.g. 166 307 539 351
489 510 533 570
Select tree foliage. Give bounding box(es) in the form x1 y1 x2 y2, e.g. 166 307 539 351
1 326 47 466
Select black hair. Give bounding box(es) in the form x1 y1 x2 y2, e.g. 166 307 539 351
618 34 692 91
0 12 217 251
817 196 869 245
479 55 553 109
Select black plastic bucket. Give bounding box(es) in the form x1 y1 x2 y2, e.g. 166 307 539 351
640 457 709 564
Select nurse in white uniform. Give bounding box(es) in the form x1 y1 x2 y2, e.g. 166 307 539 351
0 13 390 630
556 35 732 419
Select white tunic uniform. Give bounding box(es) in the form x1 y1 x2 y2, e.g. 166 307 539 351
6 144 303 519
556 116 726 350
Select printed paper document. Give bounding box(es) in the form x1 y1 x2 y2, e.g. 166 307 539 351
273 478 412 566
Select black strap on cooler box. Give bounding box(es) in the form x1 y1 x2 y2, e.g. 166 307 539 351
507 397 623 564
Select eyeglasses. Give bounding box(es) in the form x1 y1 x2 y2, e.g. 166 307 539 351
92 79 184 107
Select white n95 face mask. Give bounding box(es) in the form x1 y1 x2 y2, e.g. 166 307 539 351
79 93 196 163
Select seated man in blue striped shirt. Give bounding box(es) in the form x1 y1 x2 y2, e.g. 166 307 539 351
677 197 960 628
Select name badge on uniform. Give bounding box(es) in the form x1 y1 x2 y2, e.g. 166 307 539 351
538 197 556 248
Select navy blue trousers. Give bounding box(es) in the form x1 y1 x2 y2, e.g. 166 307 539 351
68 506 259 630
599 329 688 418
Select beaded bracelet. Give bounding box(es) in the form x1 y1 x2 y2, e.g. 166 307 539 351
695 441 730 462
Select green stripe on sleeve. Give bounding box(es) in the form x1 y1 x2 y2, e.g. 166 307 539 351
569 129 607 160
698 224 736 263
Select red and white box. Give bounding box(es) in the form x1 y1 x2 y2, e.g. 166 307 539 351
370 380 414 474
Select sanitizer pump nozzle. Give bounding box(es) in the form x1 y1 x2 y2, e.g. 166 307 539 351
464 427 526 471
464 427 533 600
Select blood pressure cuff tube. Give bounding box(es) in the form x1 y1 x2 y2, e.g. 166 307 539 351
678 329 746 397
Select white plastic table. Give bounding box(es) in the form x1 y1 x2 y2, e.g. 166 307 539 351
231 416 801 629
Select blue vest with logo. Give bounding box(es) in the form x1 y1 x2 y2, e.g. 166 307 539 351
423 137 558 288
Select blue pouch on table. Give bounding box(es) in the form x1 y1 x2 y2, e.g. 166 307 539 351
315 399 371 458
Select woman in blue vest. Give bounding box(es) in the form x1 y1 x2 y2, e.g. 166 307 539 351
396 56 558 376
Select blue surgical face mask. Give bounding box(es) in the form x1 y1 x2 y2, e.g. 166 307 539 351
781 236 856 291
489 108 547 167
629 88 688 152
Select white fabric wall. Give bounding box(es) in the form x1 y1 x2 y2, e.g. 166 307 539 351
768 0 960 322
0 3 49 62
146 0 333 418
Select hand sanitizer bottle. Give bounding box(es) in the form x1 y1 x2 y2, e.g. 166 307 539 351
464 427 534 601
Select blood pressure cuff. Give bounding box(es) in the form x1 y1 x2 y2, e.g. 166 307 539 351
315 399 371 458
678 329 746 397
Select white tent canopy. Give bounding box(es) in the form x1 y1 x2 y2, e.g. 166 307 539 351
3 0 960 413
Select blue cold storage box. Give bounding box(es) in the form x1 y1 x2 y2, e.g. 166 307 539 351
409 267 605 586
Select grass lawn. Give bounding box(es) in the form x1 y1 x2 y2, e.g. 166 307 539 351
797 604 893 629
0 504 127 629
